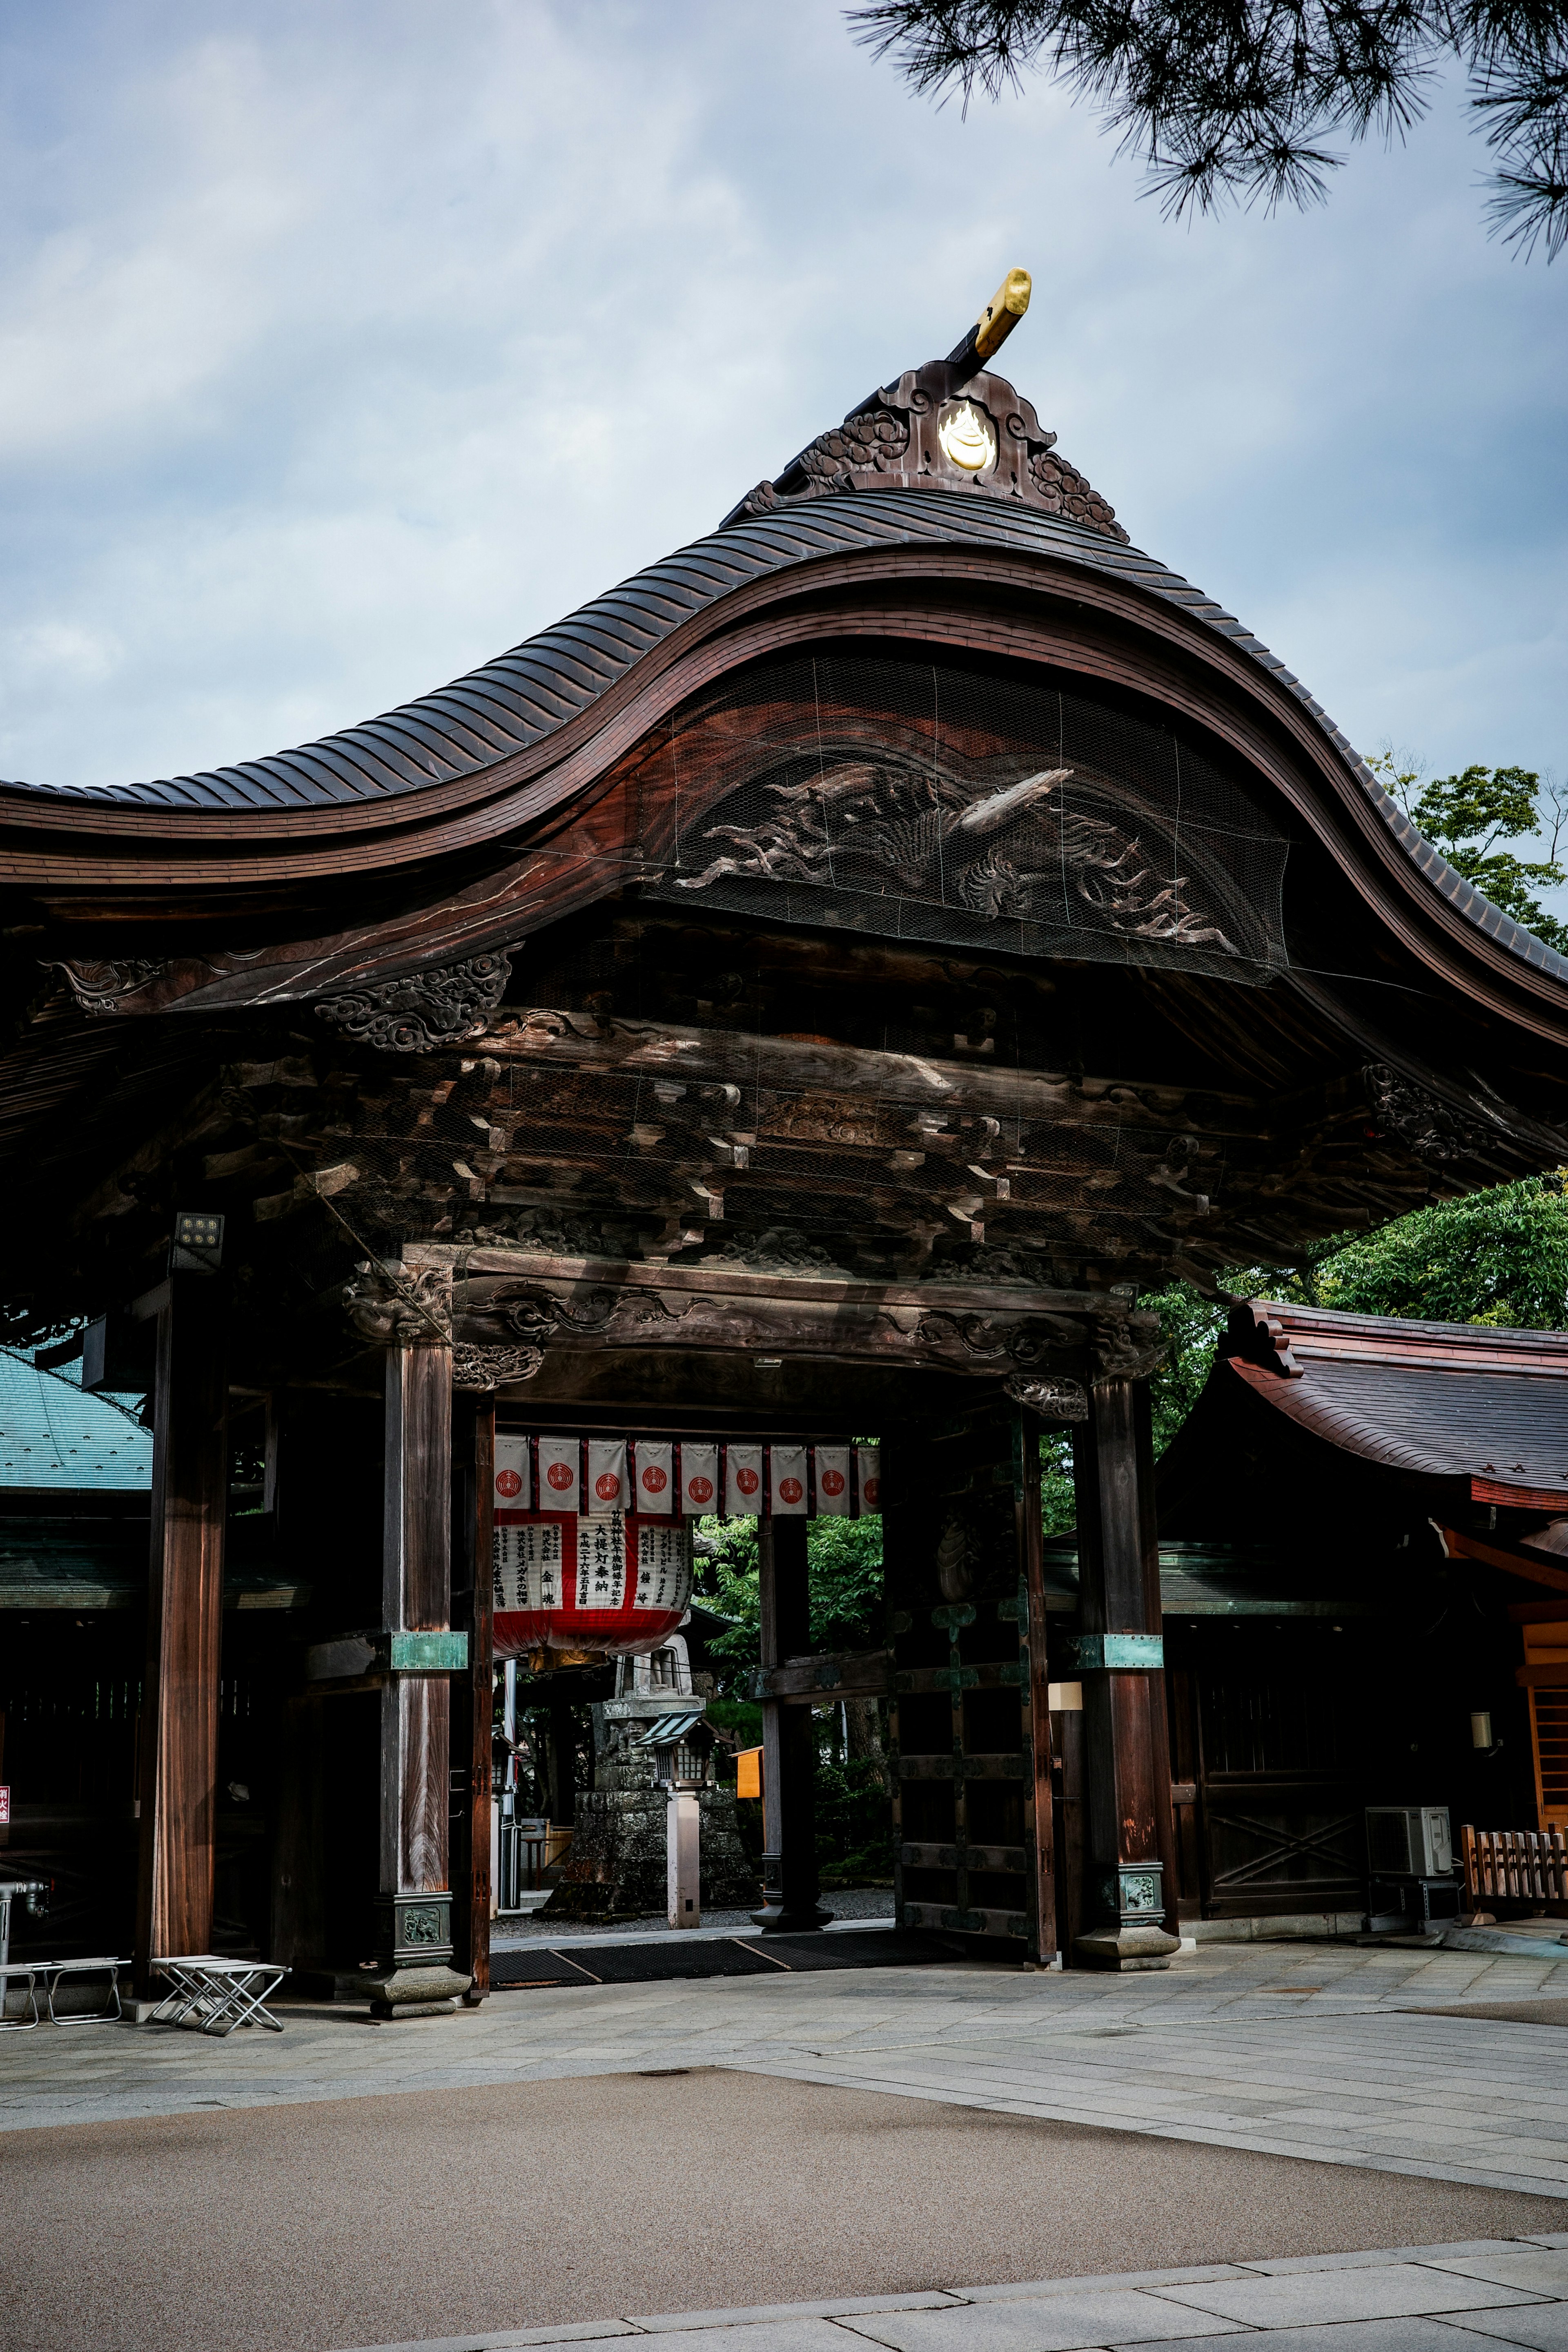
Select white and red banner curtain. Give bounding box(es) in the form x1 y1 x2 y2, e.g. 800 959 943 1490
493 1437 882 1519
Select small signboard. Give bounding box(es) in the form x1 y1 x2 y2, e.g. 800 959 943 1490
0 1786 9 1825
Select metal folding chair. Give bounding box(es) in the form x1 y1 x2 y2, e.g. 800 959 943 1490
0 1961 41 2031
42 1957 125 2024
151 1955 289 2034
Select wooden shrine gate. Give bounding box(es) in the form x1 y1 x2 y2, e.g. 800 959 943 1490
0 275 1564 2010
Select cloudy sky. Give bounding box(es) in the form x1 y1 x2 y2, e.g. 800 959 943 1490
1 0 1564 894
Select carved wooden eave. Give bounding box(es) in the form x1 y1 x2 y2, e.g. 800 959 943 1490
0 357 1561 1050
394 1245 1165 1388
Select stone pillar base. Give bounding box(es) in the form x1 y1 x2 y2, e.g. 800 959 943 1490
362 1961 473 2020
750 1897 833 1933
1072 1924 1182 1971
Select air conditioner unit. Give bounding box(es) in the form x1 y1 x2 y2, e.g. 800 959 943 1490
1365 1805 1453 1878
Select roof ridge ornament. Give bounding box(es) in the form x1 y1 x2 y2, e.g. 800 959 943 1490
720 268 1127 542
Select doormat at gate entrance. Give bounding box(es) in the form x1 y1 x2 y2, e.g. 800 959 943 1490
489 1929 959 1988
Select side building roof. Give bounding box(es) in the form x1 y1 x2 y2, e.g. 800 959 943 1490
1204 1298 1568 1512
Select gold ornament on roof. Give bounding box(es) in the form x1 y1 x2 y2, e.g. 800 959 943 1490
938 399 997 474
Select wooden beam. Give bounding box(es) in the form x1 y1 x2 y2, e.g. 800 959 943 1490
752 1649 892 1702
1014 1405 1058 1966
365 1338 472 2019
450 1392 494 2002
1070 1376 1180 1971
1442 1526 1568 1594
751 1518 829 1933
134 1272 228 1995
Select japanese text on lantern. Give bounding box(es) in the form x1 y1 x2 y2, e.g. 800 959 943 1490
494 1518 564 1612
635 1520 693 1613
575 1514 627 1612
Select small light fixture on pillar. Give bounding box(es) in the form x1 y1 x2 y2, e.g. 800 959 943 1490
171 1211 225 1275
1471 1710 1504 1758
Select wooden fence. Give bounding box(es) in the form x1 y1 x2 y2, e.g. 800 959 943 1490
1462 1824 1568 1905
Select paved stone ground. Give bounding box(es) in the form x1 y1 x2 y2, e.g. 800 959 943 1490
334 2235 1568 2352
8 2072 1568 2352
13 1940 1568 2352
10 1937 1568 2194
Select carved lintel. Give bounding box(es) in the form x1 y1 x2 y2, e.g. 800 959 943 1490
343 1262 453 1347
1363 1063 1508 1168
452 1266 1091 1379
452 1342 543 1391
1006 1372 1089 1422
316 950 512 1054
47 958 169 1016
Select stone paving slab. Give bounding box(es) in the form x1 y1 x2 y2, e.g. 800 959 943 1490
329 2241 1568 2352
11 1941 1568 2204
1425 2260 1568 2294
836 2294 1248 2350
1146 2271 1545 2327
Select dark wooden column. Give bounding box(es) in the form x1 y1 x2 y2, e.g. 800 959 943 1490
1013 1406 1058 1964
1069 1375 1180 1970
134 1274 228 1995
450 1393 493 2003
751 1517 829 1933
365 1338 471 2018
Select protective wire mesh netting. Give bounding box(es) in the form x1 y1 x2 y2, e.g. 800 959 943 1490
261 655 1286 1294
640 654 1288 979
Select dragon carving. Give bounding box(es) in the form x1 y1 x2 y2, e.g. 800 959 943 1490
674 759 1238 955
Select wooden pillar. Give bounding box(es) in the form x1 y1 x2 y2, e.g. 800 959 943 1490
134 1274 228 1995
365 1339 472 2018
1069 1376 1180 1970
1013 1406 1058 1964
450 1392 493 2002
751 1517 829 1933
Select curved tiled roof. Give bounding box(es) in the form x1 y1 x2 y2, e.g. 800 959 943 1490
5 485 1564 985
1226 1300 1568 1504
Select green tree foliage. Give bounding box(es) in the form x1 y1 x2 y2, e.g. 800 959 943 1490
700 1512 885 1691
849 0 1568 259
1371 754 1568 950
1043 1173 1568 1525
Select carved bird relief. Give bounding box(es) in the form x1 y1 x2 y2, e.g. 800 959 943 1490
673 758 1238 956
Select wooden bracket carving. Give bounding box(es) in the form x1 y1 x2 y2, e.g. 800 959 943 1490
1005 1371 1089 1421
452 1341 544 1390
1362 1062 1511 1168
316 950 512 1053
342 1261 452 1346
1088 1309 1166 1383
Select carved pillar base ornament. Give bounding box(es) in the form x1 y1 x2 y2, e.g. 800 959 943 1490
362 1891 471 2021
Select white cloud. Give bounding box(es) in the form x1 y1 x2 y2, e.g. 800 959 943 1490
0 0 1560 803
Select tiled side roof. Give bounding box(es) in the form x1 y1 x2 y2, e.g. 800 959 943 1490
1226 1299 1568 1500
0 1351 151 1489
4 487 1564 985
